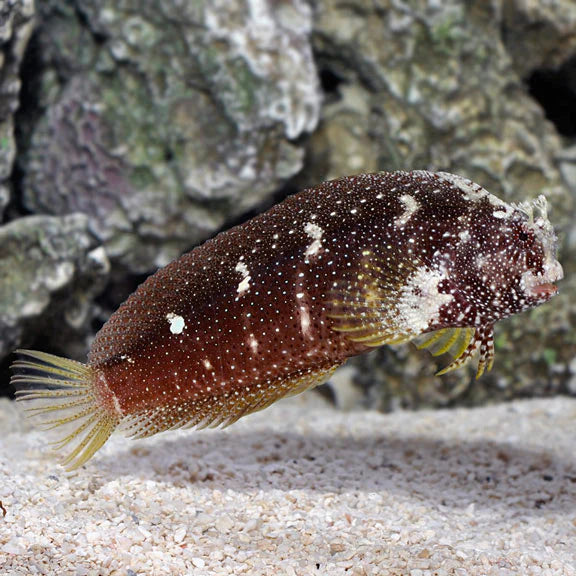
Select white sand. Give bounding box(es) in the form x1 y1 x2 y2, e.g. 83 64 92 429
1 394 575 575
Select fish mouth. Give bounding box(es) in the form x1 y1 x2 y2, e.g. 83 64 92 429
527 282 558 300
522 260 563 301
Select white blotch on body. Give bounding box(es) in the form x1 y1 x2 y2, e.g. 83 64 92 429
95 372 123 417
397 267 453 333
459 229 471 242
304 222 324 257
493 204 514 219
299 304 311 336
521 258 563 300
395 194 420 226
248 334 259 354
235 260 251 295
166 312 186 335
435 172 488 202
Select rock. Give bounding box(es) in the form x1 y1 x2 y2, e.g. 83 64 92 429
0 214 109 363
312 0 570 208
0 0 35 220
20 0 321 273
500 0 576 75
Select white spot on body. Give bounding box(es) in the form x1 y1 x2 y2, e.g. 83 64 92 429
459 229 471 242
304 222 324 257
235 260 251 295
166 312 186 335
203 359 213 370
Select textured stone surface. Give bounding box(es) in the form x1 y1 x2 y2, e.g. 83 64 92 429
0 0 34 219
1 395 576 574
501 0 576 75
0 214 109 361
20 0 321 272
311 0 570 204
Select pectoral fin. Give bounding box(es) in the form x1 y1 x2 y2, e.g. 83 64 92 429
327 250 417 347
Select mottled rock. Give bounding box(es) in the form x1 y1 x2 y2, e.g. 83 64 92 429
312 0 570 204
20 0 321 272
0 214 109 362
0 0 35 219
500 0 576 75
311 0 575 407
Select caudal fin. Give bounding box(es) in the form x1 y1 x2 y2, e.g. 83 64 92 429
10 350 121 470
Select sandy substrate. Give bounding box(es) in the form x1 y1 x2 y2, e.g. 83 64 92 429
1 394 575 576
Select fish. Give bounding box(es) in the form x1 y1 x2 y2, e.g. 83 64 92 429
11 171 563 469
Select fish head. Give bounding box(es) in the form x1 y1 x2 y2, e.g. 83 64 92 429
515 197 564 305
461 193 563 323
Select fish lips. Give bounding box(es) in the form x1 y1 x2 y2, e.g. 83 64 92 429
523 260 564 301
528 282 559 300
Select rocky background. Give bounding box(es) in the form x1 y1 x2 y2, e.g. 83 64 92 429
0 0 575 411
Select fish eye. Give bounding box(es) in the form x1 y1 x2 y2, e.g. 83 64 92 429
514 225 531 243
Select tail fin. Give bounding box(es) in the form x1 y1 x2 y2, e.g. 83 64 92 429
10 350 121 470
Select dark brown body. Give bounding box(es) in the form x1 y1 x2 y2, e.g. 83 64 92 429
89 176 379 424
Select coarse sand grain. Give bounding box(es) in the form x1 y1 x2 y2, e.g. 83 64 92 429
1 394 575 575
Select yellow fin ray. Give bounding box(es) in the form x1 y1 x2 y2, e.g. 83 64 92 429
415 327 475 358
13 352 90 379
59 416 117 469
11 349 121 470
416 325 495 379
327 250 420 347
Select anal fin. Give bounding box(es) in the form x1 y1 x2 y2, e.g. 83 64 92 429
122 362 342 439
